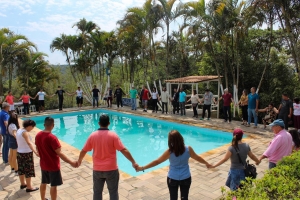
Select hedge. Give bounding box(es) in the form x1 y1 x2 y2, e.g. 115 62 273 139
220 151 300 200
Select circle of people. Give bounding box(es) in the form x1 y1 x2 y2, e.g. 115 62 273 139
1 108 299 200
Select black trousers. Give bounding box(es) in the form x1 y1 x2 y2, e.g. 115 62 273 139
116 96 123 107
192 103 198 116
152 99 158 111
23 103 29 115
58 98 63 110
223 106 232 122
278 114 289 130
162 102 168 113
241 105 248 121
167 177 191 200
172 101 179 114
202 104 211 118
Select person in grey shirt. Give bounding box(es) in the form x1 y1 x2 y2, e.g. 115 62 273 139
200 89 216 120
209 129 260 191
278 93 293 130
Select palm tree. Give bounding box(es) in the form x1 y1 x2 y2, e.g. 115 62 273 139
157 0 181 77
0 28 30 95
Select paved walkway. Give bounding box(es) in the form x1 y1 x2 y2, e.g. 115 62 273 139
0 106 273 200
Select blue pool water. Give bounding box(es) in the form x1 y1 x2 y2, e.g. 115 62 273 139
27 110 233 176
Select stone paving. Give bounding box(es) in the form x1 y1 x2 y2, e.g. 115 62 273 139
0 106 274 200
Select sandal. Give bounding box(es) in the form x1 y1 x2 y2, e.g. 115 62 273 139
26 187 39 193
20 185 27 189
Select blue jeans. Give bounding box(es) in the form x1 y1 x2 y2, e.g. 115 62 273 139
248 108 258 126
93 97 99 107
269 162 276 169
2 134 9 163
179 102 186 115
167 177 191 200
226 169 245 191
93 170 119 200
131 98 136 110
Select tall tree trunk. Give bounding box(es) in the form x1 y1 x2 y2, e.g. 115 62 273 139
166 21 170 78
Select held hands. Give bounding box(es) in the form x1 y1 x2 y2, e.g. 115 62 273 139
70 160 79 168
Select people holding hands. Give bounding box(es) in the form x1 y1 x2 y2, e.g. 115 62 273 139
135 130 211 200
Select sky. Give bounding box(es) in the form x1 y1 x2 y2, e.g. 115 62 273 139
1 0 182 65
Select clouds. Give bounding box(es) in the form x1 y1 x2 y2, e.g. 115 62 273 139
0 0 145 63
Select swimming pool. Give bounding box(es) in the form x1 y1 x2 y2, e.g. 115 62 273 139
28 110 233 176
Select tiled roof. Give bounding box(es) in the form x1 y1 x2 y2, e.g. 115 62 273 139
165 76 221 83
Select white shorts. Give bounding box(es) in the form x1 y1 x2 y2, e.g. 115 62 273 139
9 105 15 111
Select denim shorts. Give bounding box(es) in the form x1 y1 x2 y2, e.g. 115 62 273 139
225 169 245 191
8 141 18 149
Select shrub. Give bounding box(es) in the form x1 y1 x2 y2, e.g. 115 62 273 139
220 151 300 200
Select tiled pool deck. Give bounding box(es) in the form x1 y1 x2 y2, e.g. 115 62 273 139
0 106 273 200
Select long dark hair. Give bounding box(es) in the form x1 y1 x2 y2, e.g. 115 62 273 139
289 130 300 149
232 135 243 149
7 112 20 131
168 130 185 157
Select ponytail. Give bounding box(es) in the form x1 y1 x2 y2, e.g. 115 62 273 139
232 135 241 150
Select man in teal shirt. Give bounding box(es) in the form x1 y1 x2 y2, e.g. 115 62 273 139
129 86 138 110
179 88 187 116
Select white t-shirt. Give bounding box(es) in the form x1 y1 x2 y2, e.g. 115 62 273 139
293 103 300 116
16 128 32 153
191 94 199 104
160 91 169 102
76 90 83 97
8 124 17 136
151 92 159 100
37 91 46 100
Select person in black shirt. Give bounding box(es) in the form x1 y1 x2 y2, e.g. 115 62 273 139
278 93 293 130
91 85 101 108
52 86 67 111
172 88 180 114
114 85 126 108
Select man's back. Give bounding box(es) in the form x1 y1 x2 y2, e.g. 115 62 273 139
35 131 61 171
83 129 125 171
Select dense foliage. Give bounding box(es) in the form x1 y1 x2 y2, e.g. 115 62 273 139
1 0 300 110
220 151 300 200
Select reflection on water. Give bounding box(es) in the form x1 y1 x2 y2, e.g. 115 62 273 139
33 111 233 176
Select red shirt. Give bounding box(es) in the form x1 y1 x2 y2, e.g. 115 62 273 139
6 95 14 105
222 93 232 106
142 89 149 100
83 129 125 171
35 131 61 171
21 95 30 103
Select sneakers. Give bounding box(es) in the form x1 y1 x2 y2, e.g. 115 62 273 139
200 118 204 120
15 171 18 176
207 118 210 120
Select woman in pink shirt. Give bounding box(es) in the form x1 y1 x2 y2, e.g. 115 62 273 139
4 91 16 112
19 91 33 115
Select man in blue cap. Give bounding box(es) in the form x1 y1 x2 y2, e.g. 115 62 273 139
259 119 292 169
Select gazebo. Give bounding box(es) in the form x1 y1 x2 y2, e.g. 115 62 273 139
165 75 222 118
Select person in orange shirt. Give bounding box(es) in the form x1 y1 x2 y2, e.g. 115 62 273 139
77 114 137 200
19 91 34 115
4 91 17 112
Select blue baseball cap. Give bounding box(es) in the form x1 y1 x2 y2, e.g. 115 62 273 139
269 119 285 128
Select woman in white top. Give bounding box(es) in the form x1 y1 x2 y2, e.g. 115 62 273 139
8 112 20 175
187 90 200 118
151 87 160 113
16 119 39 193
293 98 300 131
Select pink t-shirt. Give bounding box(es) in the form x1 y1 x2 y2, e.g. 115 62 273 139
6 95 14 105
83 129 125 171
21 95 30 104
263 129 292 164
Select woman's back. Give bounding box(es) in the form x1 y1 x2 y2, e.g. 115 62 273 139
168 146 190 180
228 143 250 169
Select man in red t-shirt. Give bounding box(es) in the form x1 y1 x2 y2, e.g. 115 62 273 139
35 117 77 200
142 85 150 112
218 88 234 123
77 114 137 200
